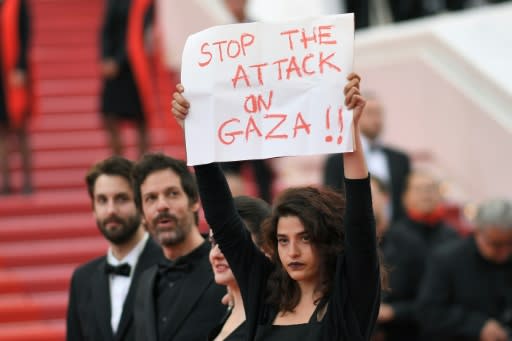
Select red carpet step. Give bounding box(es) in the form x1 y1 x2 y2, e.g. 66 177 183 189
0 320 64 341
0 265 75 295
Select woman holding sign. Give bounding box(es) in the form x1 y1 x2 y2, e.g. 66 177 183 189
172 72 381 341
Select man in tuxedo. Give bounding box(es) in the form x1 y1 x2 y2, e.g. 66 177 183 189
132 153 226 341
323 94 411 222
66 156 163 341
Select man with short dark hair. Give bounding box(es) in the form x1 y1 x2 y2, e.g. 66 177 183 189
133 153 225 341
417 199 512 341
66 156 163 341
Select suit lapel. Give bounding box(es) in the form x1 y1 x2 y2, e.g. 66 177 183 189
161 256 215 339
383 148 398 184
91 259 114 340
115 239 162 340
137 266 159 341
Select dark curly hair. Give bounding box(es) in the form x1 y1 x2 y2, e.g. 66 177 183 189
262 186 345 313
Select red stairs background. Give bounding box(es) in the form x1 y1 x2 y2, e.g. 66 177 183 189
0 0 184 339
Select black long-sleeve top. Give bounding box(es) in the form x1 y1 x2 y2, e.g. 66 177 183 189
194 162 380 341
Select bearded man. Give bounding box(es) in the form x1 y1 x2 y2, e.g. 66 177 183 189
67 156 163 341
132 153 226 341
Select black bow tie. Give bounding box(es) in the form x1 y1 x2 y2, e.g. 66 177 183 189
105 263 131 277
157 260 192 276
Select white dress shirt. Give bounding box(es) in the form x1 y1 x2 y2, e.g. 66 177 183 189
361 135 390 184
362 135 393 219
106 232 149 333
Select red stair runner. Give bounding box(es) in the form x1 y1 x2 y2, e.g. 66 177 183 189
0 0 183 339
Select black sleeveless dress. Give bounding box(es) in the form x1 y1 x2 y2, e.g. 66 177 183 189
254 305 326 341
208 306 247 341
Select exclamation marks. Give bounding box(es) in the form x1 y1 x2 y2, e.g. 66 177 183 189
324 106 343 144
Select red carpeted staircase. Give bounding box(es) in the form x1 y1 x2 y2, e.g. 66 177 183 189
0 0 184 340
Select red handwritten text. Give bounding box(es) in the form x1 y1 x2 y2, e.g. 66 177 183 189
217 112 312 145
198 33 255 67
244 91 273 113
231 52 341 88
280 25 337 50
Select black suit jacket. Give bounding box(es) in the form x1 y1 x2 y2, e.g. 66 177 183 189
66 237 163 341
134 251 226 341
323 146 411 222
417 237 512 341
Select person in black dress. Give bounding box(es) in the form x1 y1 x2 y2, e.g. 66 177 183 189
0 0 32 194
208 195 270 341
172 72 381 340
100 0 153 157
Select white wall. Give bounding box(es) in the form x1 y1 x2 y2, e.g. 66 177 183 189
354 3 512 202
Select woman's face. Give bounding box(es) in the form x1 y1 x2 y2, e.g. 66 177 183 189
209 230 236 287
276 216 320 284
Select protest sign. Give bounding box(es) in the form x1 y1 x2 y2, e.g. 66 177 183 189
181 13 354 165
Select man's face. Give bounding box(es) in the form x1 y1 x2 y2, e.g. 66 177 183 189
359 99 384 141
404 173 441 214
475 227 512 264
93 175 141 245
140 169 199 247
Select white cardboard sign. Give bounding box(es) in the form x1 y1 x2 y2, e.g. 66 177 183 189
181 13 354 165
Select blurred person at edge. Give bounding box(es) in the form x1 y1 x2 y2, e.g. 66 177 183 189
0 0 33 195
370 176 425 341
394 170 460 247
370 170 460 340
417 198 512 341
99 0 154 158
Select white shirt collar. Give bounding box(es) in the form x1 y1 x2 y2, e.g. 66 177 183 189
106 232 149 274
361 135 384 153
361 134 371 154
